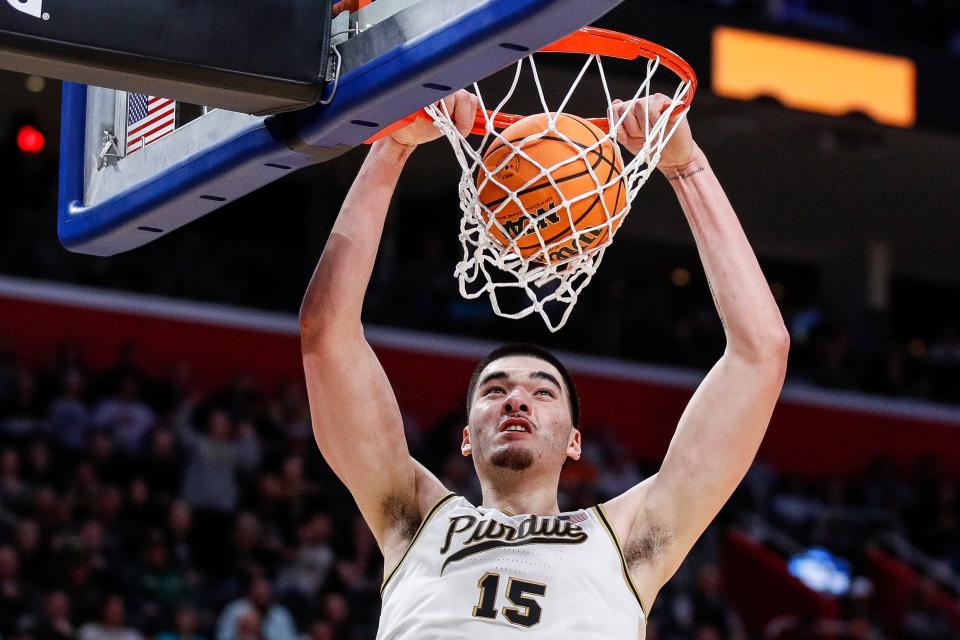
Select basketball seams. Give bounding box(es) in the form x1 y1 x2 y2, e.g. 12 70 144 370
481 138 612 210
522 115 620 251
476 113 627 262
481 112 615 185
560 118 627 252
480 117 618 215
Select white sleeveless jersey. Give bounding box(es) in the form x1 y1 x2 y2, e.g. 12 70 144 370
377 494 646 639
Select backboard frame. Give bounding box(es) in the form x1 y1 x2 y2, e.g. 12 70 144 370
58 0 628 256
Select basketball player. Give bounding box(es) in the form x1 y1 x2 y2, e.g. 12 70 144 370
299 91 789 638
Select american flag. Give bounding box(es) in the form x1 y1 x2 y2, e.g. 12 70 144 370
126 94 176 155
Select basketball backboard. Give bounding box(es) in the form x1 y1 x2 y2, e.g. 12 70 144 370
57 0 628 256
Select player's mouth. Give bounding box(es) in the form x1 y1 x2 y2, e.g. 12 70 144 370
498 416 534 435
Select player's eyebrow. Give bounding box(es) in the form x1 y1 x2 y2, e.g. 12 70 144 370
530 371 562 393
478 371 509 388
479 370 562 394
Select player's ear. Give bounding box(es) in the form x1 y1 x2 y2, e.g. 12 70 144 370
461 426 472 457
566 427 581 461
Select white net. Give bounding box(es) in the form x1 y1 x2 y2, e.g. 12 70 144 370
428 46 693 332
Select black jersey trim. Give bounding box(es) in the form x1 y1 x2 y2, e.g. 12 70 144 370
380 492 457 595
593 503 648 619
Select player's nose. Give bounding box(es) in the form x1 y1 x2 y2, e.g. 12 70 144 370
501 388 530 415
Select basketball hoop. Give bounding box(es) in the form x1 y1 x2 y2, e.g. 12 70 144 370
427 27 697 332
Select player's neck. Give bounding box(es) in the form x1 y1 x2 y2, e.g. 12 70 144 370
479 476 561 516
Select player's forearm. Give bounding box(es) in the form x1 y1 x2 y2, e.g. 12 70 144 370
300 138 414 343
663 147 788 361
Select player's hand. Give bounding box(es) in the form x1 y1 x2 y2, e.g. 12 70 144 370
610 94 696 170
390 90 480 148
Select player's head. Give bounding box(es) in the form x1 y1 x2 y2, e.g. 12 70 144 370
462 344 581 475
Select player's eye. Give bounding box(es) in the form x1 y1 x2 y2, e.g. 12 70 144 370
484 386 506 396
535 388 556 398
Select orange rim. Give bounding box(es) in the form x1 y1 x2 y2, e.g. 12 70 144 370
367 27 697 143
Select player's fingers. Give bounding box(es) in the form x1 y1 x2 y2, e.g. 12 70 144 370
648 94 677 125
621 99 645 139
441 93 456 113
452 91 479 137
609 99 630 126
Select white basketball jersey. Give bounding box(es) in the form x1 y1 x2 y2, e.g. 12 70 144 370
377 494 646 639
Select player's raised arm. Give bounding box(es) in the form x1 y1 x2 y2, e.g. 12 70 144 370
299 93 479 550
603 95 790 606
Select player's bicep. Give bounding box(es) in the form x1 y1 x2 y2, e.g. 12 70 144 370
610 356 783 584
651 354 783 528
605 354 784 598
302 337 419 544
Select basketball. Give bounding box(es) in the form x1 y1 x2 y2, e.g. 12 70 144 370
476 113 628 263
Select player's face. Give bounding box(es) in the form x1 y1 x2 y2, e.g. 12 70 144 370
464 355 581 472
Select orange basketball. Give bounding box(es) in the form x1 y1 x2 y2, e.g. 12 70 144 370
476 113 627 263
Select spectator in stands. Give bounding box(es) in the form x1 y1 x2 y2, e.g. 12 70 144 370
299 621 335 640
122 478 161 549
334 517 378 599
166 501 198 576
177 401 260 576
142 429 184 502
47 368 92 451
65 519 111 576
99 342 147 398
12 520 45 581
216 574 297 640
319 593 350 634
215 372 263 425
135 532 191 611
156 605 205 640
275 513 335 612
87 431 129 486
0 447 29 509
596 445 643 498
78 594 143 640
234 608 264 640
0 368 42 442
62 550 108 624
23 440 53 486
7 618 37 640
177 404 260 514
93 375 156 455
277 455 320 528
0 545 29 635
35 590 74 639
690 564 746 640
226 512 283 581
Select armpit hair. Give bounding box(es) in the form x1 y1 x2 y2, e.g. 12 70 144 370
623 523 674 570
381 494 421 541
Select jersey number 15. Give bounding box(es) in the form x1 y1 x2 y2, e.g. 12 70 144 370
472 572 547 628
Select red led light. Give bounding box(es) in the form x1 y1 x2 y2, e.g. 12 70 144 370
16 125 45 154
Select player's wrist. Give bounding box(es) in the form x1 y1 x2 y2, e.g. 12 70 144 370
657 144 706 181
373 136 418 162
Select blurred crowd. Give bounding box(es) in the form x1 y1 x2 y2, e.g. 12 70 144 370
0 339 958 639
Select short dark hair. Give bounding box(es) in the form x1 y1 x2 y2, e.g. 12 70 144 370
466 343 580 427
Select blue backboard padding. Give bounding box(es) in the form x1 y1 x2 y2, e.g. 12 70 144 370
57 82 86 224
58 0 626 256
